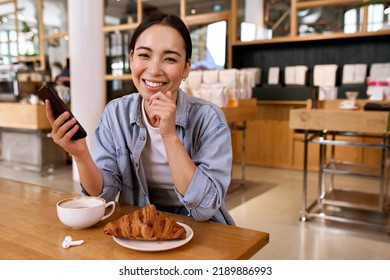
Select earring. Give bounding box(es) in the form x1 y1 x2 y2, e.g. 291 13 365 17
182 77 187 81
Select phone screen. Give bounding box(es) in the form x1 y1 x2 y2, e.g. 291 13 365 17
37 84 87 140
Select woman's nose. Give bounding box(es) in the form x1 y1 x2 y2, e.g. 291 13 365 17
148 58 162 75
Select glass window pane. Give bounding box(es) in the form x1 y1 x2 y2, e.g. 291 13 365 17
17 0 39 56
1 42 9 55
0 2 14 17
43 0 68 34
10 41 17 56
344 9 358 33
105 0 138 26
367 4 386 32
237 0 281 42
190 21 227 70
18 30 39 56
44 36 69 80
298 5 363 36
142 0 180 18
186 0 230 16
0 2 16 51
9 30 17 41
105 30 133 75
0 31 8 42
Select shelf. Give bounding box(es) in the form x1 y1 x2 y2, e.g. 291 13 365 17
17 56 41 63
232 29 390 46
296 0 363 9
42 32 69 40
104 74 132 81
306 204 390 230
323 161 382 178
322 189 388 212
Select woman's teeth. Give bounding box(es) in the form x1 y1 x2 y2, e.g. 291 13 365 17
145 80 164 87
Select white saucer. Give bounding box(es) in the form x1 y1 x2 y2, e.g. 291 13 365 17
112 222 193 252
340 106 358 110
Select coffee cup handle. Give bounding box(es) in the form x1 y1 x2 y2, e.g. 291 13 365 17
101 201 115 221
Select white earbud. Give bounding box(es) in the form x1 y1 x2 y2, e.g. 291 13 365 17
62 236 84 249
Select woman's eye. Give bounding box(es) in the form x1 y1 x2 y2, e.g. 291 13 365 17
165 57 177 62
138 53 149 58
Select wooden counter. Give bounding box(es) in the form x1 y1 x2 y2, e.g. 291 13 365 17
290 108 388 134
290 100 389 134
0 102 67 173
290 100 389 170
229 100 307 169
221 98 258 123
222 98 259 184
0 102 51 130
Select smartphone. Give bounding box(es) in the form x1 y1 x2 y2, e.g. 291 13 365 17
37 84 87 140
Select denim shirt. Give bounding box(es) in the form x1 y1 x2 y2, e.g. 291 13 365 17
83 89 235 225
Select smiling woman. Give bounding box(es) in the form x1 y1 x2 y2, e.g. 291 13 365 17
43 13 236 226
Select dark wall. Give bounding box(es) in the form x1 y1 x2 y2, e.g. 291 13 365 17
233 34 390 88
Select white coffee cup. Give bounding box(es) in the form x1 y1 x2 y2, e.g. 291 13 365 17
57 196 115 229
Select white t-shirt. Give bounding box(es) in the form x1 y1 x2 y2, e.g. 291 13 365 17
140 99 181 206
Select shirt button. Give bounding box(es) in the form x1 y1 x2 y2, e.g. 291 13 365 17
140 136 145 141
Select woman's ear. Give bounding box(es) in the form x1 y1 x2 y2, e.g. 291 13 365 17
184 59 191 77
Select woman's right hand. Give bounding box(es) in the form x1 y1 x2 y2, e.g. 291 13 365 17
44 100 88 158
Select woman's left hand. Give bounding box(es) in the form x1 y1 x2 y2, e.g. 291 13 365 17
148 91 177 137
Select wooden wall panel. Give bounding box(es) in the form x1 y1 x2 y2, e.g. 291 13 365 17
232 102 305 169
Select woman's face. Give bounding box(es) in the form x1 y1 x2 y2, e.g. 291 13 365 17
130 24 190 102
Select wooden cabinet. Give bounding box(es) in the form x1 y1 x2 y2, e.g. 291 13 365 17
231 101 305 169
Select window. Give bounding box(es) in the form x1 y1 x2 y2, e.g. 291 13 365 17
190 21 227 70
367 4 388 32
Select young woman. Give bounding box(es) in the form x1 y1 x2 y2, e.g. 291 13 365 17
45 14 234 225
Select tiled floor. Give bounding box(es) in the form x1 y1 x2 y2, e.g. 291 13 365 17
1 163 389 259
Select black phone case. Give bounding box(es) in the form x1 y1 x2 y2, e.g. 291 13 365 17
37 84 87 140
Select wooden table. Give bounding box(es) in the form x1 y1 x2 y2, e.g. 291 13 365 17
0 177 269 260
290 107 388 134
289 101 390 230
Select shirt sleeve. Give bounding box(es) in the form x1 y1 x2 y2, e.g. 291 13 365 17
87 113 123 202
177 106 233 221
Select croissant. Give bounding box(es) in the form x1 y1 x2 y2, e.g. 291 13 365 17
103 204 187 240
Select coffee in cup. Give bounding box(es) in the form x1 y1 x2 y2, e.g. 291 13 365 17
57 196 115 229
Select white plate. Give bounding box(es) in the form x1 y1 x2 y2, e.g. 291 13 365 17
112 222 193 252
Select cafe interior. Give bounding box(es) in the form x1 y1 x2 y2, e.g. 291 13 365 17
1 0 390 260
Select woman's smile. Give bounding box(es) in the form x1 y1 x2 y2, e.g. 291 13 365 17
143 79 166 88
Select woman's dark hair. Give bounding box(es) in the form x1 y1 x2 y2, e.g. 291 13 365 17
129 14 192 62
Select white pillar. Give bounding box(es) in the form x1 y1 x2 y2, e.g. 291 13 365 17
68 0 105 182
